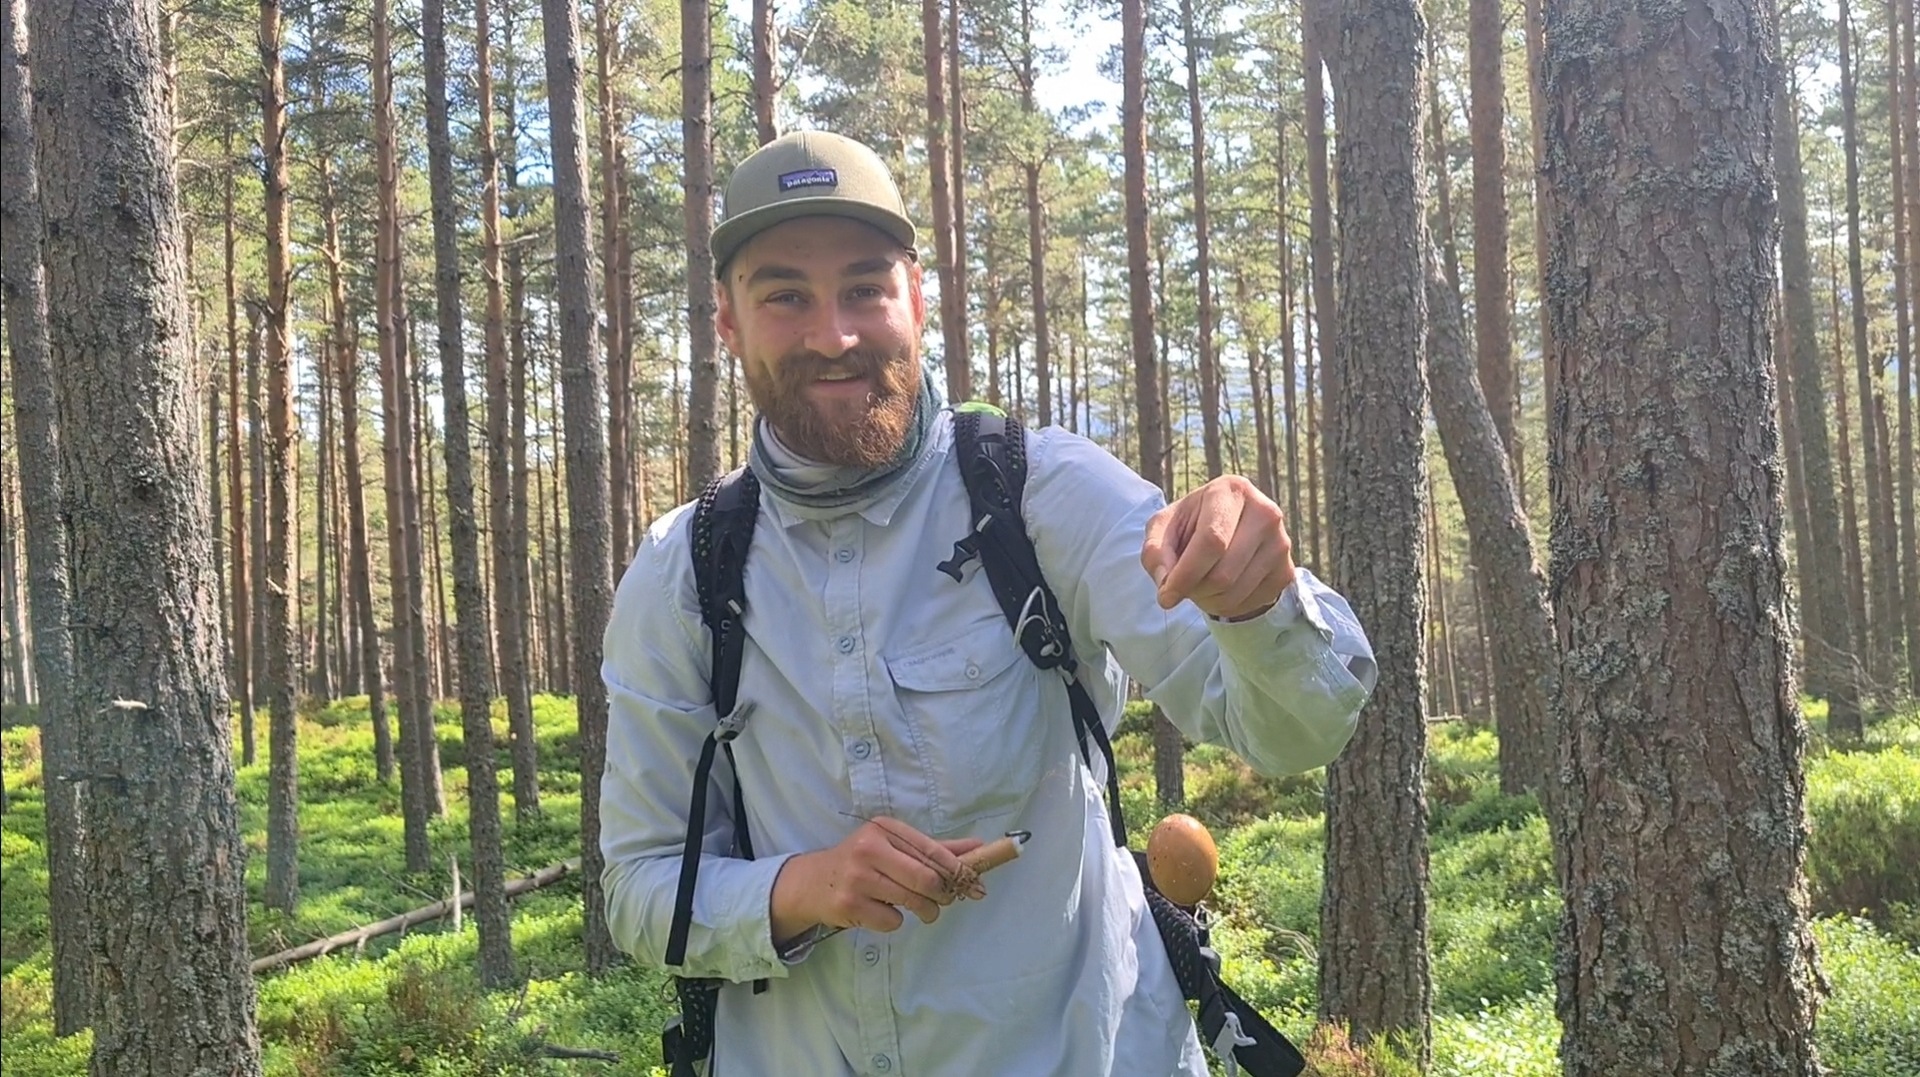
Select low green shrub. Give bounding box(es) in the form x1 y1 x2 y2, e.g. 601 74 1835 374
1805 746 1920 921
1812 915 1920 1077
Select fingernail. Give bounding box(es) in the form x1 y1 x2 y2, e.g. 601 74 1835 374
1151 566 1168 588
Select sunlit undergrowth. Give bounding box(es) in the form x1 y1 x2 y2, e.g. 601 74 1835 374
3 697 1916 1075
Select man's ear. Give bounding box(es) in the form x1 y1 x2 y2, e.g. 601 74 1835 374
907 259 927 331
715 277 742 355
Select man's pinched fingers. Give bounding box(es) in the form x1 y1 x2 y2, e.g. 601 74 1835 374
1157 486 1240 607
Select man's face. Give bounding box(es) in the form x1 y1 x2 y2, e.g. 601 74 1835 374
717 215 926 468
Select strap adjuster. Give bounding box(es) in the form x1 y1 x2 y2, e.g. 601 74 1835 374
716 701 754 743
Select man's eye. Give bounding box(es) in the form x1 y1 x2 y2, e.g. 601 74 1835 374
765 291 803 306
850 285 883 300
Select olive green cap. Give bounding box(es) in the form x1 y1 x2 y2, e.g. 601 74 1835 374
711 130 918 275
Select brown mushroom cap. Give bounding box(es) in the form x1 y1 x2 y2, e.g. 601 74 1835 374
1146 813 1219 907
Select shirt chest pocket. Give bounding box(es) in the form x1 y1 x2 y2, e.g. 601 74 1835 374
883 616 1055 835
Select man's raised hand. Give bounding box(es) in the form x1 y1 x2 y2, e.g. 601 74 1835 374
1141 475 1297 623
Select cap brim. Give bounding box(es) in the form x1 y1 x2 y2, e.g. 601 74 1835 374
712 197 917 277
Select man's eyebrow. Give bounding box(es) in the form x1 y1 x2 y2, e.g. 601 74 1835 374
743 263 807 288
842 255 897 277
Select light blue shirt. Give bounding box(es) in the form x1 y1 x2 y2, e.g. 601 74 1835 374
600 407 1378 1076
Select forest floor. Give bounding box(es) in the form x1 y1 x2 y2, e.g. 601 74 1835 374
2 694 1916 1076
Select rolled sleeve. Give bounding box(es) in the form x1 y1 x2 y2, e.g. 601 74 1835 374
1022 426 1377 778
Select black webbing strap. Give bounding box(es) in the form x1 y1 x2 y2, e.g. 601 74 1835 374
952 409 1128 848
666 468 763 970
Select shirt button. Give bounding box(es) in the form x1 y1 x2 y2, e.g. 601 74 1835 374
850 739 872 760
965 662 981 680
862 945 879 966
871 1055 892 1073
836 547 855 563
837 636 855 654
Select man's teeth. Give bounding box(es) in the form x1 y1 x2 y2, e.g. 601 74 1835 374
819 371 860 381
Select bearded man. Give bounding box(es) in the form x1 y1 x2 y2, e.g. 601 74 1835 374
599 130 1378 1076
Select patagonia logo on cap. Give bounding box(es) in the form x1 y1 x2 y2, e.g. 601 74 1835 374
778 168 838 191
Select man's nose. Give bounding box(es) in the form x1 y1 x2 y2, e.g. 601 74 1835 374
801 303 859 359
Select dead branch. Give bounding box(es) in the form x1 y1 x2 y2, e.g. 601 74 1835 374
250 858 579 975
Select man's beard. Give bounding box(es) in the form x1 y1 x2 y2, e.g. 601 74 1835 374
747 343 921 468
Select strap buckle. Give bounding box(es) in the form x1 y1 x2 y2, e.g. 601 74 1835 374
716 701 755 744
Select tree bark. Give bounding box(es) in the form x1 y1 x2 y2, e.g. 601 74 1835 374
1521 0 1550 462
1318 0 1431 1063
1123 0 1183 810
247 305 269 714
1775 74 1863 736
1774 290 1816 671
27 0 264 1066
1 0 89 1031
1468 0 1517 479
948 0 970 398
753 0 776 142
1424 245 1555 799
1838 0 1875 669
682 0 721 493
374 0 436 873
541 0 619 973
1017 2 1050 428
1896 0 1912 691
1303 0 1337 408
424 0 514 986
1826 215 1870 669
478 0 538 820
318 146 391 784
1181 0 1219 475
595 0 632 571
220 129 255 768
924 0 965 402
1541 0 1825 1070
258 0 300 915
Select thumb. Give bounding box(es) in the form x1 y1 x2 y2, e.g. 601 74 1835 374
1141 505 1181 589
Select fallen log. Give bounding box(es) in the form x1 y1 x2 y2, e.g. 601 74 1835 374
251 857 580 975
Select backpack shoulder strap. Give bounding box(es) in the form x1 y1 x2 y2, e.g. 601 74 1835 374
667 467 762 971
950 405 1128 848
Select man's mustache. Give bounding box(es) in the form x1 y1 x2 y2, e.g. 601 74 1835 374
780 348 907 389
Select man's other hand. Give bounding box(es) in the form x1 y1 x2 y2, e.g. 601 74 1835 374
1141 475 1297 622
770 817 985 944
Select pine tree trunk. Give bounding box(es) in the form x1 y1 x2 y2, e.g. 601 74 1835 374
247 305 269 714
221 130 255 768
753 0 776 142
1776 75 1864 735
1895 0 1916 698
1237 271 1275 495
1774 293 1817 671
1426 53 1462 296
948 0 970 397
540 0 618 973
1181 0 1219 475
924 0 964 402
319 147 391 783
1277 115 1302 525
1542 0 1825 1069
424 0 514 985
1839 0 1876 669
595 0 632 570
420 394 454 702
1 0 89 1030
1123 0 1182 810
1304 281 1322 569
27 0 264 1065
1827 224 1870 667
374 0 434 873
258 0 300 915
1316 0 1431 1061
314 296 332 702
1521 0 1550 455
478 0 539 819
1898 0 1920 693
1303 0 1337 407
682 0 721 493
1424 245 1555 799
1468 0 1516 479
